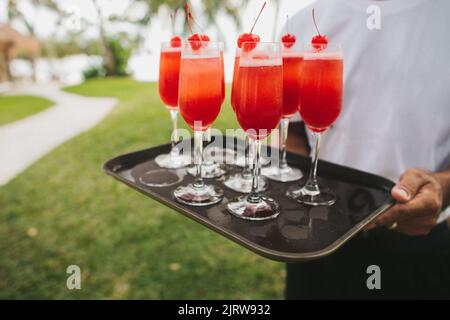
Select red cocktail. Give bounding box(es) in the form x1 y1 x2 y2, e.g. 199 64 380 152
220 51 225 104
159 48 181 109
299 54 343 132
225 1 266 194
282 53 303 117
235 60 283 140
261 47 304 183
149 40 190 175
231 53 240 111
179 56 223 131
186 51 226 180
287 44 344 206
227 42 283 221
174 40 225 207
225 49 269 193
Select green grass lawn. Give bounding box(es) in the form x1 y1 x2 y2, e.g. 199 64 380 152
0 95 54 126
0 78 285 299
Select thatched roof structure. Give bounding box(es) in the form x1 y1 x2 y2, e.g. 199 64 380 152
0 24 41 82
0 24 41 57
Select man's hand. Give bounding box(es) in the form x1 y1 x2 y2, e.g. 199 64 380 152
366 168 450 236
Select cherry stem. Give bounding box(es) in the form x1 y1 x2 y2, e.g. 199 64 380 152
286 15 289 34
186 2 206 36
170 12 175 34
250 1 267 34
185 3 194 35
190 13 205 34
312 8 321 36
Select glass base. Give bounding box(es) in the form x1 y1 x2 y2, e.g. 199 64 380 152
187 162 226 179
286 184 336 206
174 184 224 206
155 153 191 169
139 169 182 188
227 196 280 221
223 173 268 193
262 166 303 182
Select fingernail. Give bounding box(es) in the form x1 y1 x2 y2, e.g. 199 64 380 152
394 187 410 201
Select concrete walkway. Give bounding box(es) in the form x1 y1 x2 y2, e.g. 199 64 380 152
0 83 117 186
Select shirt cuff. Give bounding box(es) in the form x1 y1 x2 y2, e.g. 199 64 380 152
438 206 450 224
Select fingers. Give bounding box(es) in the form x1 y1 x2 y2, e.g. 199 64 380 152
391 169 430 203
380 197 430 223
365 217 435 236
364 222 377 231
364 169 443 235
371 206 437 236
396 216 438 236
375 190 438 226
391 186 411 202
371 179 442 233
396 224 431 236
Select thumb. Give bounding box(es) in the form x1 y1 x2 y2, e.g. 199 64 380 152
391 169 427 204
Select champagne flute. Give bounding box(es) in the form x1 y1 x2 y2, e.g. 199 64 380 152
224 47 268 193
286 44 343 206
174 41 225 206
227 42 283 220
262 44 304 182
139 41 190 188
155 41 191 169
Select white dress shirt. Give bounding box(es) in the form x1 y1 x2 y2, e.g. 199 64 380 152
288 0 450 222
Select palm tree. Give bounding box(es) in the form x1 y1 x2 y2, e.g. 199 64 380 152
131 0 249 38
71 0 142 76
91 0 115 76
201 0 249 40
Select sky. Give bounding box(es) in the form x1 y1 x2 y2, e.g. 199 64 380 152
0 0 315 82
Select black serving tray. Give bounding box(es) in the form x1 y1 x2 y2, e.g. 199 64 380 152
103 137 395 262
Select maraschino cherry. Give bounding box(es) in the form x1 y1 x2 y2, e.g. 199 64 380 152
281 16 296 48
185 3 210 50
311 8 328 51
188 33 210 42
170 35 182 48
237 1 267 51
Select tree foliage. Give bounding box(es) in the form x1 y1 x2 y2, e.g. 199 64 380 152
130 0 249 35
7 0 61 35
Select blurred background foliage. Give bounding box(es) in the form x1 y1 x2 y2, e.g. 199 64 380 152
1 0 254 82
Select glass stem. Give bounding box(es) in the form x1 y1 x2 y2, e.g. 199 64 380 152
248 138 261 203
205 128 212 142
193 130 204 190
203 128 213 166
169 109 179 157
242 135 252 178
279 118 290 170
304 132 321 196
